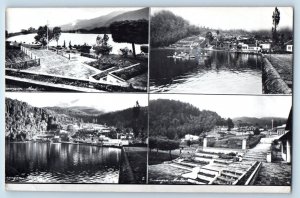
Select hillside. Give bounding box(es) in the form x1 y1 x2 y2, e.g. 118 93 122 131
46 106 104 116
233 117 287 128
60 8 149 31
151 10 200 47
97 106 148 138
5 98 77 141
149 99 226 139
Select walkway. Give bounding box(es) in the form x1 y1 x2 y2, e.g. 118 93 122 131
243 135 292 186
243 141 271 162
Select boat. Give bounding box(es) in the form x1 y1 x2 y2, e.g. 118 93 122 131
22 43 42 49
167 55 195 59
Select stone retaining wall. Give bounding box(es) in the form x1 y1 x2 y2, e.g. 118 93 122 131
262 56 292 94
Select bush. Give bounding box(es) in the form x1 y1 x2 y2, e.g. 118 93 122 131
93 45 112 55
140 45 148 53
119 47 130 57
79 44 92 53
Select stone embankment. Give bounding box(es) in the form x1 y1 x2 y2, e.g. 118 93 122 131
262 55 292 94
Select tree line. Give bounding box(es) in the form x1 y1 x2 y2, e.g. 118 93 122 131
150 10 200 47
149 99 229 140
149 137 180 160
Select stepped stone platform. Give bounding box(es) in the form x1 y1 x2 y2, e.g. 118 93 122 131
149 149 261 185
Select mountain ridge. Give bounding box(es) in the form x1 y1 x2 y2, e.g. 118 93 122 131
60 8 149 31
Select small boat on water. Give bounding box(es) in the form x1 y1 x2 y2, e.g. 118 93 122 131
22 43 42 49
167 54 196 59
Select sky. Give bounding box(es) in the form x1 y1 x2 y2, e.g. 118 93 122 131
6 93 148 113
6 7 143 33
150 94 292 119
152 7 293 31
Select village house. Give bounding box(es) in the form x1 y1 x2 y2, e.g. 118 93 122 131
259 43 271 52
284 40 293 52
184 134 200 141
275 124 287 136
278 109 292 163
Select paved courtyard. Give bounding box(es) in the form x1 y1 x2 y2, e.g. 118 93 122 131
26 49 99 79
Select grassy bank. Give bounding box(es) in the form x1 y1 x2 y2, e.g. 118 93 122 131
119 147 147 184
148 150 179 165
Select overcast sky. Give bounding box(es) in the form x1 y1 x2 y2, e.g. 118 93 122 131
6 93 148 113
152 7 293 31
150 94 292 119
6 7 143 33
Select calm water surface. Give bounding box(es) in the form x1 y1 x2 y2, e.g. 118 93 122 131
150 48 263 94
5 142 121 183
7 33 142 54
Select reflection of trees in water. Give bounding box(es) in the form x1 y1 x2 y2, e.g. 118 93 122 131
6 142 121 179
150 48 262 87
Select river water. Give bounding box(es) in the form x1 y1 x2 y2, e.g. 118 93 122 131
5 142 121 183
150 48 263 94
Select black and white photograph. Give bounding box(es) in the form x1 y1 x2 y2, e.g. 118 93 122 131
150 7 293 94
148 94 292 185
3 5 296 194
5 93 148 184
5 8 149 92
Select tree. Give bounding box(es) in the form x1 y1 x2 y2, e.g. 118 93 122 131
227 118 234 131
5 30 8 38
34 26 51 46
205 31 214 44
254 127 260 135
63 40 66 48
53 27 62 47
69 41 72 49
132 101 141 138
272 7 280 45
93 34 112 55
157 138 180 160
34 25 61 46
110 19 149 57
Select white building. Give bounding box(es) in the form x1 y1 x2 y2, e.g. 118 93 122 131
284 40 293 52
184 134 199 141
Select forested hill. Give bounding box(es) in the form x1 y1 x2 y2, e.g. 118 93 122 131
97 106 148 138
233 117 287 128
5 98 77 141
151 10 200 47
149 99 227 139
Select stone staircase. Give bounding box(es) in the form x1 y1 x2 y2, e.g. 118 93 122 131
243 139 273 162
243 149 268 162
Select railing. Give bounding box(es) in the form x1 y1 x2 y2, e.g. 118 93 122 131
5 59 40 70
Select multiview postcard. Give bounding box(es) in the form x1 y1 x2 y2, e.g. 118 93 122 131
4 6 293 193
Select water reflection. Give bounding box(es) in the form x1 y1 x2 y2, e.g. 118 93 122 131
150 48 262 94
6 142 121 183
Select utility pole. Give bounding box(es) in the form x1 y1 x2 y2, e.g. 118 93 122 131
47 20 49 50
